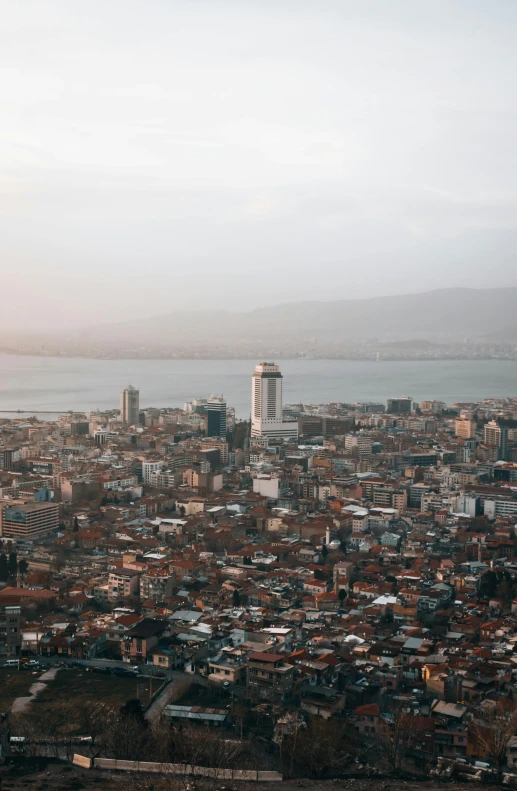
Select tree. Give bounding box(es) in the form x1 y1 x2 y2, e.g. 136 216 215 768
73 516 79 532
376 704 416 774
77 701 112 758
321 544 328 561
283 717 349 778
103 699 149 760
18 558 29 577
470 702 517 779
338 588 347 605
53 545 66 572
0 553 8 582
232 588 241 607
120 698 147 725
7 551 18 578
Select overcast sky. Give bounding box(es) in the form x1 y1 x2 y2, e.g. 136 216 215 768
2 0 517 329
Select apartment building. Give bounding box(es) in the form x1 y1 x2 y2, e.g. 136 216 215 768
455 418 476 439
0 600 21 658
140 568 174 601
246 651 294 701
107 568 140 600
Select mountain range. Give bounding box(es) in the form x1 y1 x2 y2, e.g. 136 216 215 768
3 287 517 356
73 287 517 343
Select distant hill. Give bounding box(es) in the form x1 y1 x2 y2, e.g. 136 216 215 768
3 287 517 356
484 324 517 342
76 287 517 344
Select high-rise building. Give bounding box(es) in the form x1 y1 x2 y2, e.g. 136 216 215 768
387 397 412 414
484 420 508 460
206 395 227 438
251 363 298 441
120 385 140 425
455 418 476 439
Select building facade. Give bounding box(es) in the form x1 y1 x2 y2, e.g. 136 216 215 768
120 385 140 425
0 601 21 658
484 421 508 461
251 363 298 442
206 395 227 438
0 500 60 540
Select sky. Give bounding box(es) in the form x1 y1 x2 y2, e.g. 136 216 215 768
2 0 517 329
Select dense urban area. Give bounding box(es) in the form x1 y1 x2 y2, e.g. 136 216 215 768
2 363 517 788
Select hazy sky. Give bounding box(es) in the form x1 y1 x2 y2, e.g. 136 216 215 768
2 0 517 329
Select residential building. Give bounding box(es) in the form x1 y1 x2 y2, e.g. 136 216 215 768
142 460 163 484
123 618 168 664
0 600 21 658
455 418 476 439
108 568 140 600
484 420 508 460
246 651 294 701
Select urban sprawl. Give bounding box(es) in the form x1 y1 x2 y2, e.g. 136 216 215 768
2 363 517 781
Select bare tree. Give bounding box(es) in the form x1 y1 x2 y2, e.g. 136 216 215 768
104 703 150 761
470 701 517 779
150 722 252 791
376 705 416 774
76 700 113 758
283 717 350 778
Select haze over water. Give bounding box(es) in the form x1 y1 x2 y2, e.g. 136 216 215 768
0 355 515 419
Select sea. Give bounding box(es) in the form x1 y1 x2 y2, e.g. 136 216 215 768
0 354 515 419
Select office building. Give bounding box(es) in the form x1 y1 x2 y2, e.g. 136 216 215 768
484 420 508 461
387 397 412 414
0 448 15 471
251 363 298 441
120 385 140 425
206 395 227 438
0 500 60 540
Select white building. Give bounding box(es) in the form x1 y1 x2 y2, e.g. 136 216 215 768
252 474 283 500
251 362 298 442
120 385 140 425
142 460 163 484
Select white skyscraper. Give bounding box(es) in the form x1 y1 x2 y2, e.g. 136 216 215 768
251 362 298 442
120 385 140 425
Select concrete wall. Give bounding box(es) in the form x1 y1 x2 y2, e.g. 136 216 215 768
73 755 281 781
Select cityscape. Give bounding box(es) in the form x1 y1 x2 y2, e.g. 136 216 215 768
3 0 517 789
1 361 517 787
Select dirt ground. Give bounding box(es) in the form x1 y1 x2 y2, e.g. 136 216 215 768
0 761 504 791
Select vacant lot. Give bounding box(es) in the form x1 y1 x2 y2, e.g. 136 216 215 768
0 668 40 713
11 669 154 729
